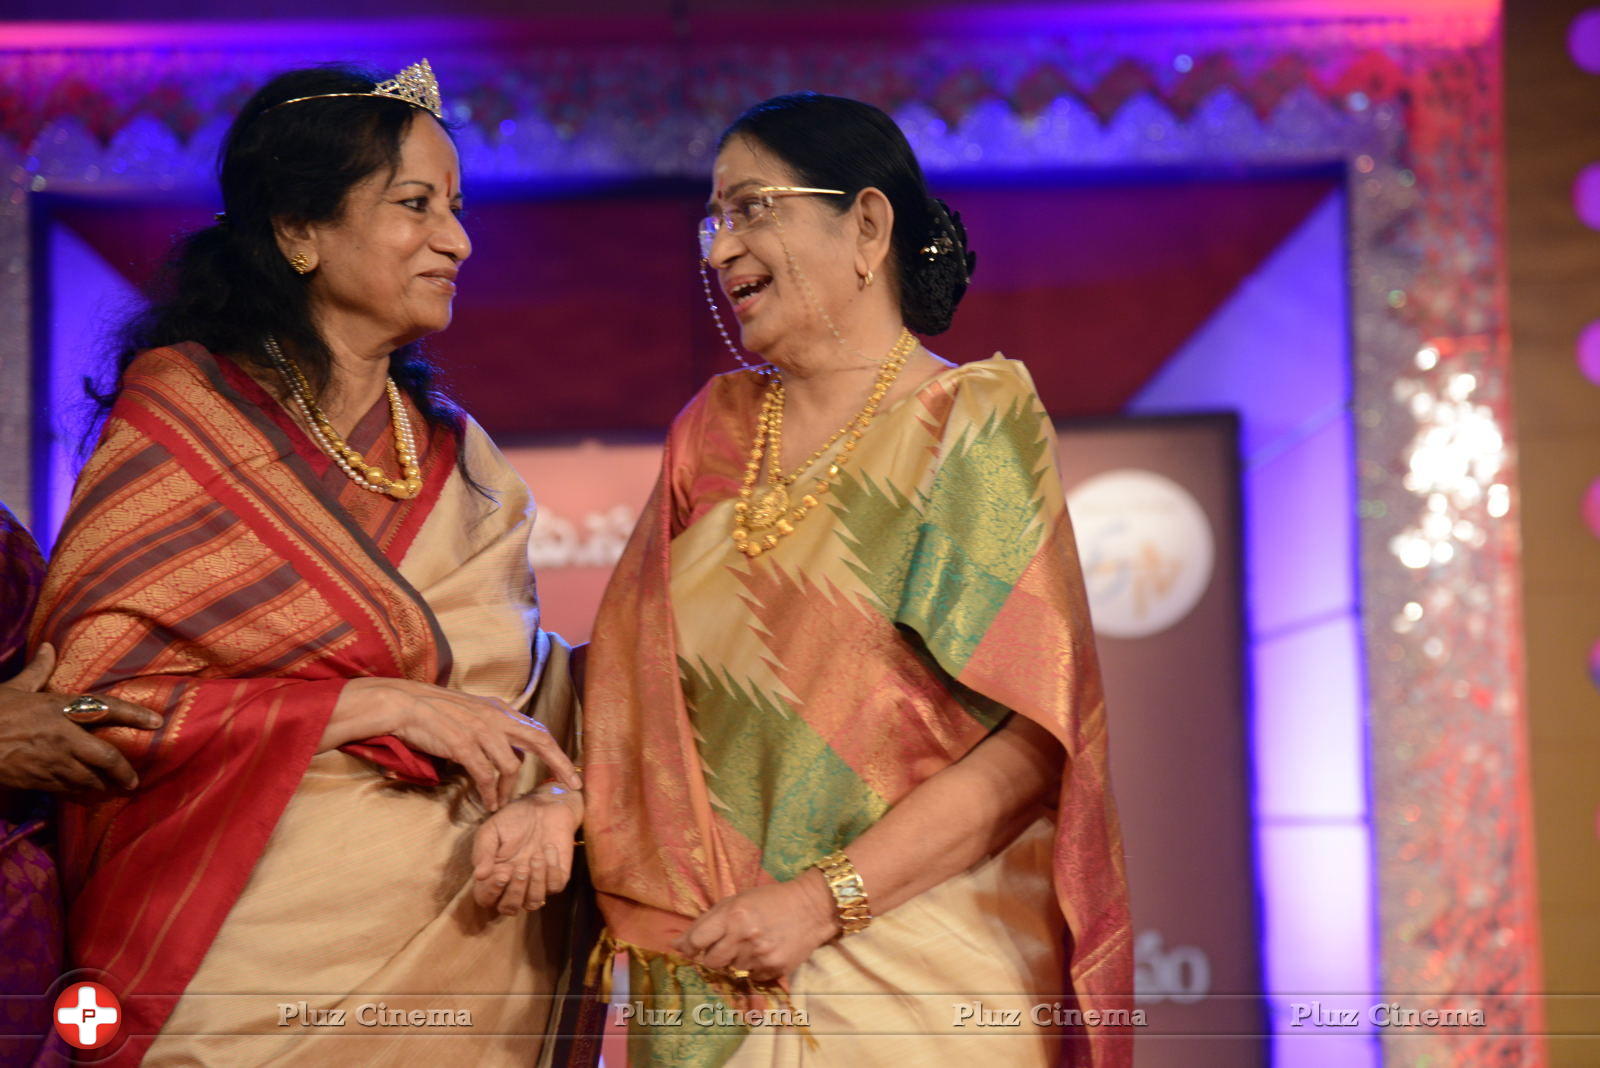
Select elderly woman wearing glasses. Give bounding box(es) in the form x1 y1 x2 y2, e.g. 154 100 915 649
580 93 1132 1066
31 64 583 1064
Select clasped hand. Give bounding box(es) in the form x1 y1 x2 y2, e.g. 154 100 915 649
471 784 582 914
673 871 840 983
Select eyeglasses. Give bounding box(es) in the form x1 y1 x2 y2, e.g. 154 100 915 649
698 185 847 260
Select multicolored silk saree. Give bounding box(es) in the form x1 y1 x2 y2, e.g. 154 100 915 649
585 355 1132 1067
32 344 578 1066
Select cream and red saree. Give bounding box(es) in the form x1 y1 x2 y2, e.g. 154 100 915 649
584 355 1132 1067
32 343 578 1066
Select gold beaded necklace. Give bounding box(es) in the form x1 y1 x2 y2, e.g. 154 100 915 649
732 328 918 557
264 336 423 500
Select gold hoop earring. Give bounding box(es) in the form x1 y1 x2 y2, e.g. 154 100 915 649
861 268 874 289
289 252 313 275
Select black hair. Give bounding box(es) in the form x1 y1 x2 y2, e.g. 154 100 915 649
719 91 976 336
95 65 465 444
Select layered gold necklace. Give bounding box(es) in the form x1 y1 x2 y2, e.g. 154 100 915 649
732 328 918 557
265 336 423 500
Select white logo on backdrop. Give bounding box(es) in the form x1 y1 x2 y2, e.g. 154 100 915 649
529 505 636 569
1066 469 1215 639
1134 929 1211 1005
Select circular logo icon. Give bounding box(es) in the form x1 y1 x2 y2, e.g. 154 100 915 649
1067 469 1215 639
53 981 122 1050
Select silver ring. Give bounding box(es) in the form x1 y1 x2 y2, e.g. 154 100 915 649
62 695 110 723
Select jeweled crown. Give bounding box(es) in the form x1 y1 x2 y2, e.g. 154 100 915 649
266 59 443 120
371 60 442 119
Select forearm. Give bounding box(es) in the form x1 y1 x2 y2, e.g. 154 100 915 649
317 677 402 751
830 714 1062 918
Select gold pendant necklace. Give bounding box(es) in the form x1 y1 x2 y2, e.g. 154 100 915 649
747 485 790 530
731 328 918 556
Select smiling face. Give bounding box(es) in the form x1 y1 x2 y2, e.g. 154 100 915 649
299 116 471 353
706 136 860 361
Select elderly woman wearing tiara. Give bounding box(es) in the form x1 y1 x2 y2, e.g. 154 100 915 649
31 62 584 1064
580 93 1132 1066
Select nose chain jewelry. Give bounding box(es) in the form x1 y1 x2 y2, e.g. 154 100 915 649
699 258 757 368
265 336 423 499
732 328 917 557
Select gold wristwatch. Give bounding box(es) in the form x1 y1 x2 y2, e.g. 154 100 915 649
813 850 873 936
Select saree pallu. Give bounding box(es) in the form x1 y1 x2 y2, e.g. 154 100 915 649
32 344 577 1065
584 355 1132 1067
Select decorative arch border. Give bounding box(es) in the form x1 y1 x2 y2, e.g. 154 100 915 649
0 6 1537 1063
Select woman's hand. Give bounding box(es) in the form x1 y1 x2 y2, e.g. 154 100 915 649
0 643 164 792
471 784 583 914
674 870 840 983
325 677 581 811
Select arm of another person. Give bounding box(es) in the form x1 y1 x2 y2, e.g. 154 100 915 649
318 676 582 812
675 712 1061 980
0 643 163 792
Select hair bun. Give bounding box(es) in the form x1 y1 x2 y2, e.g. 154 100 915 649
902 197 975 336
927 198 975 282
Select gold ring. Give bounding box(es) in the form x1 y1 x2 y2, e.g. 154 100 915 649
62 695 110 723
729 968 750 980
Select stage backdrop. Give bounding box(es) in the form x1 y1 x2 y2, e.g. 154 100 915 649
3 13 1539 1062
507 411 1260 1065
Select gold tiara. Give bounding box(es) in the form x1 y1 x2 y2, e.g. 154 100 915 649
266 59 443 120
